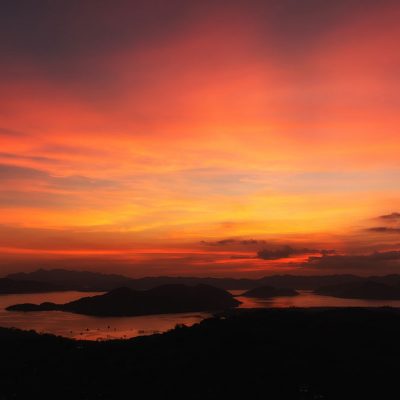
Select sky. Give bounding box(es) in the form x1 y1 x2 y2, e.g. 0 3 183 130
1 0 400 277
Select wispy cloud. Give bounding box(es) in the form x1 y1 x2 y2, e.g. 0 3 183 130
367 227 400 234
258 246 335 260
378 212 400 222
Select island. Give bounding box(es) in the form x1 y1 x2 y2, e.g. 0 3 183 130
6 284 240 316
314 280 400 300
241 285 299 298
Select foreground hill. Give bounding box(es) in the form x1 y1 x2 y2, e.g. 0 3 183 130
1 308 400 399
242 285 299 298
7 284 240 316
315 281 400 300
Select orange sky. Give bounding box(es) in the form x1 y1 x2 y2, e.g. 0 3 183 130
1 0 400 276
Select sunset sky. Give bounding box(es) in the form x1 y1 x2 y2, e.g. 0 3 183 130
1 0 400 277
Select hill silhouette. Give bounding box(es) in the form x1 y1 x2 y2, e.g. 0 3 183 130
7 284 240 316
242 285 299 298
5 268 400 294
1 308 400 399
7 269 134 291
0 278 64 294
315 280 400 299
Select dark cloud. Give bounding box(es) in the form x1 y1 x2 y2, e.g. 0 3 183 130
0 0 393 89
201 239 336 259
369 251 400 261
378 212 400 221
366 212 400 234
257 246 335 260
320 249 337 255
0 164 46 180
367 227 400 234
0 0 193 57
306 251 400 273
201 239 267 246
257 246 295 259
0 0 197 92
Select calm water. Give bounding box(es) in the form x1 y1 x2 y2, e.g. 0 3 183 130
232 290 400 308
1 290 400 340
0 291 210 340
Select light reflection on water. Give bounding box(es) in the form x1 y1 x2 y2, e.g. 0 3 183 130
2 290 400 341
232 290 400 308
0 291 209 341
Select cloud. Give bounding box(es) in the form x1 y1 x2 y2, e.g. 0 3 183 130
201 240 336 259
257 246 296 259
366 212 400 234
0 163 118 210
378 212 400 221
0 152 58 164
0 164 45 180
50 175 116 190
305 250 400 273
0 163 116 190
200 239 267 246
367 227 400 234
1 0 400 276
0 191 77 208
0 128 27 137
257 246 335 260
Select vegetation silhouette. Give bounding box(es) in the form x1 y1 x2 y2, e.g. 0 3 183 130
1 308 400 399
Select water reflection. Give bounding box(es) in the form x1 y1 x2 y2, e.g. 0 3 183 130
2 290 400 340
233 290 400 308
0 291 209 340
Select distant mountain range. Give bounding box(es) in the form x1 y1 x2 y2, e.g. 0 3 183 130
6 269 134 292
6 284 240 316
0 278 64 294
1 268 372 291
4 269 400 298
315 281 400 300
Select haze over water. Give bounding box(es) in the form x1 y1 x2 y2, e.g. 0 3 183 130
2 290 400 340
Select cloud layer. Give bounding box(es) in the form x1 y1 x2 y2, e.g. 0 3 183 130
1 1 400 275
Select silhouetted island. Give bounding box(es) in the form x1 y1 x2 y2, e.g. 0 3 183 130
242 285 299 298
315 280 400 299
6 284 240 316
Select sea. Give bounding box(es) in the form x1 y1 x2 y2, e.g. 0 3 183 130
1 289 400 340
